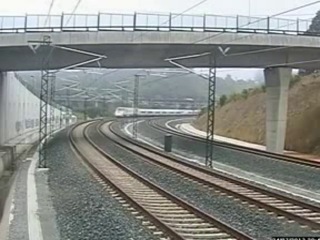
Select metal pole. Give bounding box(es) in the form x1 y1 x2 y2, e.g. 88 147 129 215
205 54 216 168
66 86 70 126
103 96 107 117
84 96 88 120
59 105 63 129
39 35 54 168
49 74 56 135
132 75 140 139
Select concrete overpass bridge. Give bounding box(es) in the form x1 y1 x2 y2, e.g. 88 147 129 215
0 12 319 153
0 12 319 70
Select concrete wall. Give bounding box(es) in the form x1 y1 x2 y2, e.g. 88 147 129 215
0 72 64 145
0 72 70 178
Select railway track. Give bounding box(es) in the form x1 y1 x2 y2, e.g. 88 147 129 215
148 118 320 168
70 121 252 240
101 120 320 231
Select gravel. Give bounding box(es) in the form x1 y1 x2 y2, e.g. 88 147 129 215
36 169 60 240
89 123 318 240
8 161 30 240
46 129 158 240
138 118 320 193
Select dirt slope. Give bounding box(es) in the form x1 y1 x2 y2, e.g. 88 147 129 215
194 74 320 155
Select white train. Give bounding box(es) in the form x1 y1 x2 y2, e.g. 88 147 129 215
114 107 200 117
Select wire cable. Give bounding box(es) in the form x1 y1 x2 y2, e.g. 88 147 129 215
133 0 209 41
43 0 55 27
161 1 320 71
65 0 83 26
192 0 320 44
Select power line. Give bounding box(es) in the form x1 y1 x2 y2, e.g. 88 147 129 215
253 13 316 17
154 0 210 26
65 0 83 26
43 0 56 27
109 0 210 84
174 0 209 17
133 0 209 41
174 1 320 67
192 0 320 44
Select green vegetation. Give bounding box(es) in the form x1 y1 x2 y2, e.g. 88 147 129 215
241 89 249 99
215 75 302 107
289 75 301 88
17 70 260 117
306 10 320 34
198 107 207 116
220 85 264 105
219 95 227 107
17 70 260 103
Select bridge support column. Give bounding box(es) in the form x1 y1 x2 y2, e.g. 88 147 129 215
0 72 4 145
264 67 291 153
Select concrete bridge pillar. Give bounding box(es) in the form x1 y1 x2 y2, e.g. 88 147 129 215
0 72 4 145
264 67 291 153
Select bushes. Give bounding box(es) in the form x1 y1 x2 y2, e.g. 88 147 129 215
198 107 207 116
241 89 249 99
219 95 227 107
217 85 265 107
289 75 301 88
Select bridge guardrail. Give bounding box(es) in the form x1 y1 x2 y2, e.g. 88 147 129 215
0 12 316 35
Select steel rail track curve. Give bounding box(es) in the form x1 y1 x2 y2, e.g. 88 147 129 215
69 120 252 240
101 120 320 231
149 118 320 169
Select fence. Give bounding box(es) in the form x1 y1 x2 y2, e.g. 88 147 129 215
0 12 315 35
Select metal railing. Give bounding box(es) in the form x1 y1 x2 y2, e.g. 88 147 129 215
0 12 316 35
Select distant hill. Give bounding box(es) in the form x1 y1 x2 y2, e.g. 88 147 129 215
17 69 260 103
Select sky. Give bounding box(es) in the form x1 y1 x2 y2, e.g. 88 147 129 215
1 0 319 17
1 0 319 79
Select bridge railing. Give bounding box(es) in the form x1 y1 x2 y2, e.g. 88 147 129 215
0 12 315 35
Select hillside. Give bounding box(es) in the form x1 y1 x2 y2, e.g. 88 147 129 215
194 74 320 155
17 70 259 102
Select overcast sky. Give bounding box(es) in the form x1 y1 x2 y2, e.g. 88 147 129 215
1 0 318 79
1 0 318 17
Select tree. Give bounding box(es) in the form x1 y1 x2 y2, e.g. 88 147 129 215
299 11 320 75
241 89 249 99
306 10 320 34
219 95 227 107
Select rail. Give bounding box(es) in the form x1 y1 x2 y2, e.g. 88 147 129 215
70 120 252 239
149 118 320 168
103 120 320 230
0 12 317 36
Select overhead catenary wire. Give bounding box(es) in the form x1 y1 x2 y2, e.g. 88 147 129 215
162 1 320 72
133 0 209 41
192 0 320 44
110 0 211 84
65 0 83 26
43 0 56 27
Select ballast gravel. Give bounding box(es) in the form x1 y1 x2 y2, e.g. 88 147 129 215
88 122 318 240
46 129 159 240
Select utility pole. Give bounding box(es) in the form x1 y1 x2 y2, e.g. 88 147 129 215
205 55 217 168
39 35 54 168
66 87 70 125
28 39 107 169
164 51 217 168
49 74 56 135
132 74 140 139
103 96 107 117
84 94 88 120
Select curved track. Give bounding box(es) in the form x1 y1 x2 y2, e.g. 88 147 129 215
70 121 252 240
148 118 320 168
102 120 320 231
